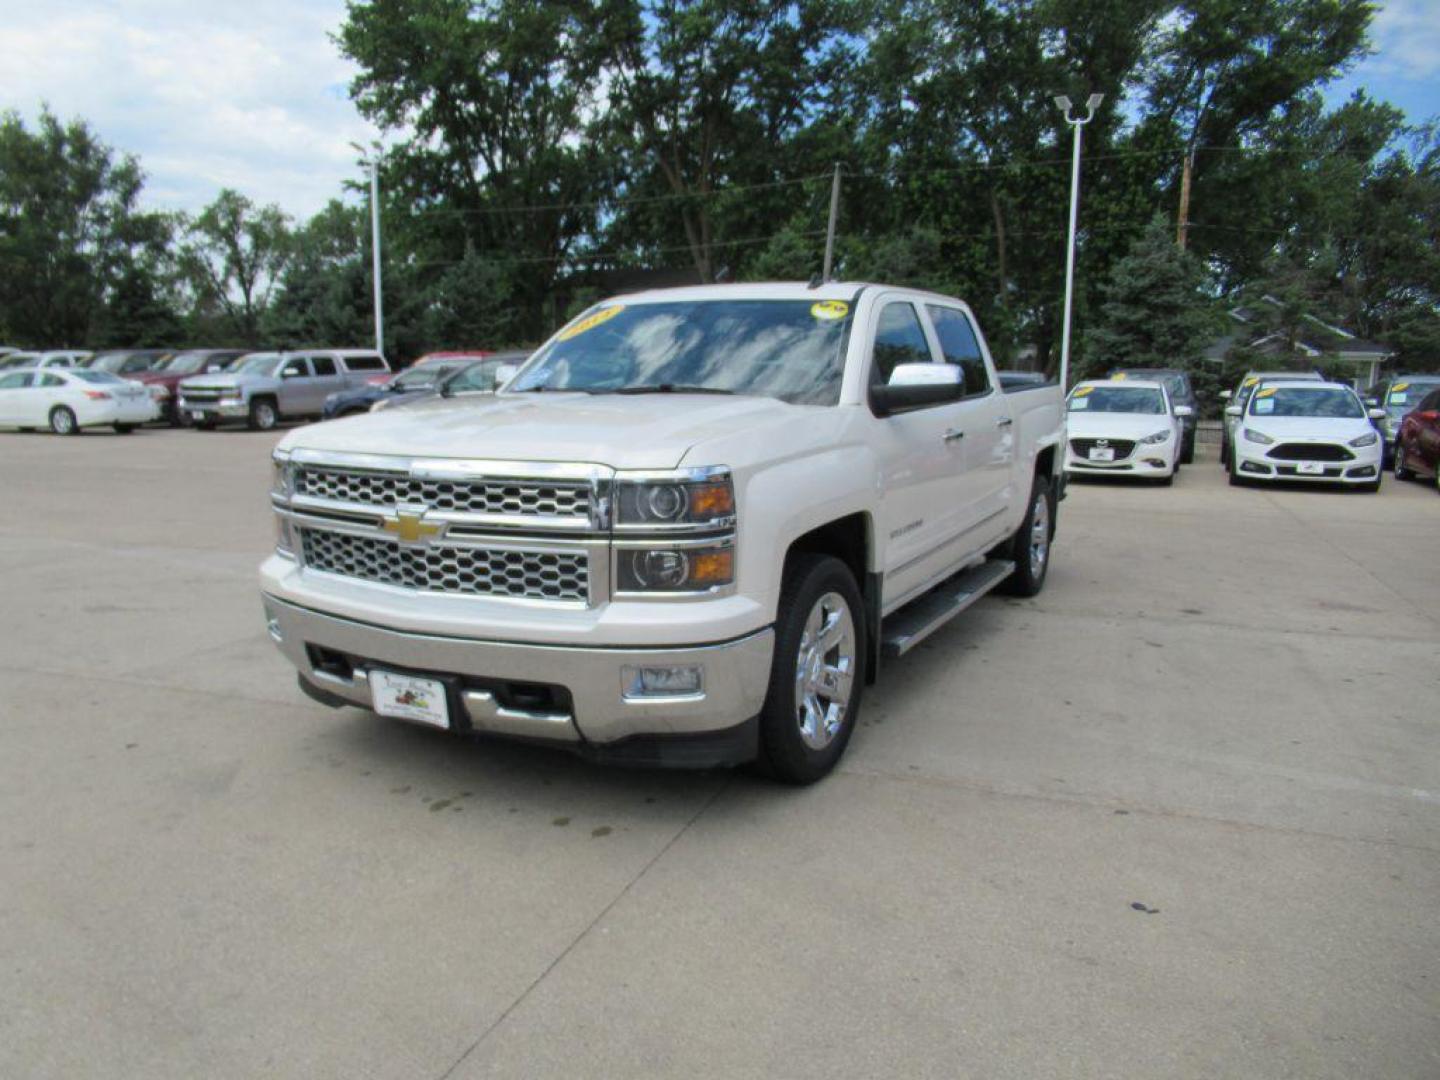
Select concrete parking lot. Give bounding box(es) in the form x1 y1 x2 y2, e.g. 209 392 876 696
1 427 1437 1079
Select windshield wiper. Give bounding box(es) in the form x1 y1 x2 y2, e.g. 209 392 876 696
610 384 735 395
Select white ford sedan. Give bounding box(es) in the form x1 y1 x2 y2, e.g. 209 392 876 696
1227 381 1384 491
0 368 160 435
1064 379 1189 484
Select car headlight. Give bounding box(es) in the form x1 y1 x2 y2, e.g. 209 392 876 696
1138 429 1171 445
1349 432 1378 447
615 541 735 593
1242 428 1274 445
614 470 735 529
271 451 295 497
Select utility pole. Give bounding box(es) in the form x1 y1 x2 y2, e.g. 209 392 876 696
369 158 384 357
1176 150 1194 251
1054 93 1103 391
822 163 841 281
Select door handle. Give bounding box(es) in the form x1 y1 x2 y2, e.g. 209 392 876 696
942 428 965 443
996 416 1013 428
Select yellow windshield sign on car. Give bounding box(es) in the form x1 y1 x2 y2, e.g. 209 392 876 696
1256 386 1278 398
1243 376 1259 387
1391 382 1410 393
810 300 849 321
556 305 623 341
1111 372 1127 380
1072 385 1095 397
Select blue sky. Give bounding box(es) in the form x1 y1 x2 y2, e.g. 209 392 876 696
0 0 1436 222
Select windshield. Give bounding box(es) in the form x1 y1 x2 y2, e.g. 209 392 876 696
1384 382 1440 416
1249 386 1364 418
510 299 853 405
161 352 212 375
392 365 452 390
90 352 136 372
234 353 281 375
1068 386 1165 414
73 369 125 385
0 353 37 370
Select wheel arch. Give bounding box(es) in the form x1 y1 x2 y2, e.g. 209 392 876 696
782 512 879 686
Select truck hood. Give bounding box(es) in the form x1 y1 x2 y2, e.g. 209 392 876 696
278 391 805 470
178 373 250 392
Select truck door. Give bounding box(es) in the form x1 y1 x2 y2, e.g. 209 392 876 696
276 356 316 416
925 304 1015 543
867 298 975 609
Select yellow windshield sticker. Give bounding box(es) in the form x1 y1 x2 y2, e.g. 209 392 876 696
557 305 623 341
1243 376 1259 387
1111 372 1127 380
811 300 849 321
1072 385 1095 396
1392 382 1410 393
1256 386 1278 398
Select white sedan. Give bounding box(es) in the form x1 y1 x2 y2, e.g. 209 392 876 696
1064 379 1189 484
0 368 159 435
1227 381 1384 491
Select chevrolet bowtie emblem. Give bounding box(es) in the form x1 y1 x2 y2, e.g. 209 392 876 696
383 507 444 544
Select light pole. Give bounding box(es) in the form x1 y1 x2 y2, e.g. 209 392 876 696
368 157 384 357
1054 93 1103 391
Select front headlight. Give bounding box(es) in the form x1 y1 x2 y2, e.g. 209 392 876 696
1349 432 1378 447
1242 428 1274 445
615 542 735 593
614 469 735 529
271 451 295 497
1138 429 1171 445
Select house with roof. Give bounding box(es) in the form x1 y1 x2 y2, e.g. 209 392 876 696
1203 298 1393 387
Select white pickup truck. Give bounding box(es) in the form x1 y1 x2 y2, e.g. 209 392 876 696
261 283 1065 782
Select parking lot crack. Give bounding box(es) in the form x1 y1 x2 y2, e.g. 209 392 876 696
434 776 731 1080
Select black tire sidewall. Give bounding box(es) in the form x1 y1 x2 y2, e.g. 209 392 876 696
1002 473 1054 597
758 555 866 784
50 407 78 435
250 399 277 431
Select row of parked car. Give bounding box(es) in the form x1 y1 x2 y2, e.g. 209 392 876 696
1061 364 1440 493
0 345 525 435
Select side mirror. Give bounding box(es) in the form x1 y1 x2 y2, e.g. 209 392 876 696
1173 405 1194 418
1368 408 1386 421
1224 405 1241 418
1218 389 1232 400
1364 397 1378 407
493 363 519 390
871 364 963 416
281 367 302 379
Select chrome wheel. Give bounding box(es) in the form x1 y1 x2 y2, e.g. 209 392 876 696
50 408 75 435
1028 490 1050 579
253 401 277 430
794 591 856 751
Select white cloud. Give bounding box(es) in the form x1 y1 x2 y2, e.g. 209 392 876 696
0 0 377 219
1366 0 1440 81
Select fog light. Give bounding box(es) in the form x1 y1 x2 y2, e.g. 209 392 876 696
622 665 704 700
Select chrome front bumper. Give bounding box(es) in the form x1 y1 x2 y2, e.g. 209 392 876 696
262 595 774 748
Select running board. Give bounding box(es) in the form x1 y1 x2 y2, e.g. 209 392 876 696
880 559 1015 658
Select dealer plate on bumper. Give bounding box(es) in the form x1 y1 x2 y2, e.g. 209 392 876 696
1088 447 1115 461
1297 461 1325 475
371 670 450 729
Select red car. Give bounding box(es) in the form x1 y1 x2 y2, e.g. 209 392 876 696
130 349 250 426
1393 385 1440 489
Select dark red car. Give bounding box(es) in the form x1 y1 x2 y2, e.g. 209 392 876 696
130 349 250 425
1393 386 1440 489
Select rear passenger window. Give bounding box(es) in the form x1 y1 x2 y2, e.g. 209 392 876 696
311 357 338 376
344 355 386 372
872 303 933 384
41 373 65 387
927 306 990 397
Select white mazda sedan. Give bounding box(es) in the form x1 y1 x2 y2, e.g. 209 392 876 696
1227 380 1384 491
1064 379 1189 484
0 367 159 435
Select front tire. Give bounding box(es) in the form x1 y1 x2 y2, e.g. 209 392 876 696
1001 473 1055 597
248 398 278 431
49 406 79 436
757 555 865 785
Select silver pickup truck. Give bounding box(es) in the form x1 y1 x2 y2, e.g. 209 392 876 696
179 349 389 431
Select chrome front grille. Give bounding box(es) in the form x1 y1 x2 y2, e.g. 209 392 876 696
295 466 591 519
300 528 589 602
181 387 222 402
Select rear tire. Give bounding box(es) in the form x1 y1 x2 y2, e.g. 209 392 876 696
49 406 79 436
1000 473 1055 597
113 423 135 434
1181 432 1196 465
248 398 278 431
1394 443 1414 481
195 416 217 430
756 555 865 785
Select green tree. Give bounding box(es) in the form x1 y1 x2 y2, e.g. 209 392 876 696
1082 215 1220 377
178 189 292 342
264 200 373 348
